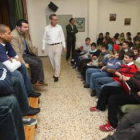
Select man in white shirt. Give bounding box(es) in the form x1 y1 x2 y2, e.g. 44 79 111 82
42 14 66 82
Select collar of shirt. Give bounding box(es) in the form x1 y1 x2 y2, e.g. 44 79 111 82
0 43 6 46
126 61 134 66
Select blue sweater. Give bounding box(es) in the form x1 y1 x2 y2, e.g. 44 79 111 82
102 57 121 71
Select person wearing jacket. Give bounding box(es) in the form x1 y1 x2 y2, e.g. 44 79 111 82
90 71 140 132
88 51 121 97
66 18 78 61
0 62 25 140
84 44 110 89
103 109 140 140
11 19 47 86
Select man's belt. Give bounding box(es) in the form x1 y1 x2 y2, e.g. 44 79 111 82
49 43 61 45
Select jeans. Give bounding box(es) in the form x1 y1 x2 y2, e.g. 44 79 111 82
0 94 25 140
11 74 29 114
95 77 120 96
90 71 111 92
17 64 33 94
85 68 101 85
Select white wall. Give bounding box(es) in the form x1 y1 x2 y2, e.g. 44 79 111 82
26 0 140 56
97 0 140 38
26 0 88 56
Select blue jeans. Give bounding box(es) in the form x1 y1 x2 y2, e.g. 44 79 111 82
90 71 111 91
86 68 101 85
95 77 120 96
0 94 25 140
11 73 29 114
17 64 33 94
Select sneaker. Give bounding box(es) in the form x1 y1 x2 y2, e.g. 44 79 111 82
22 118 37 126
84 85 90 88
23 107 40 116
99 122 116 132
90 107 99 112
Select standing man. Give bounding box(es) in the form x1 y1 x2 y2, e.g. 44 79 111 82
42 14 66 82
66 18 78 62
11 19 47 86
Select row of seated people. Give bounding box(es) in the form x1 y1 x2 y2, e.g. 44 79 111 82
71 38 140 140
0 24 42 139
97 32 140 48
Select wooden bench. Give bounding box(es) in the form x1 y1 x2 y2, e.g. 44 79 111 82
24 97 39 140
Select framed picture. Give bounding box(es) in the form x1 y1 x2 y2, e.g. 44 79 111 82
75 18 85 32
109 14 116 21
124 18 131 26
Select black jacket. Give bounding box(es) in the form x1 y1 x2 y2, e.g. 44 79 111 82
66 24 78 43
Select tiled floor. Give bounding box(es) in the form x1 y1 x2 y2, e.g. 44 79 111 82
35 56 113 140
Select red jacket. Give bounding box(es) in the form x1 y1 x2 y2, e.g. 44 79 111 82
113 63 138 82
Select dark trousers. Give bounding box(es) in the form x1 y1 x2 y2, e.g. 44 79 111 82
78 58 91 72
11 75 29 114
23 54 44 84
96 86 139 128
66 41 76 60
0 95 25 140
104 109 140 140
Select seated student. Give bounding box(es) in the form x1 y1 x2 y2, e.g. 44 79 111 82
103 109 140 140
79 43 102 79
103 32 112 43
94 51 138 96
125 32 133 47
84 44 110 88
90 71 140 132
11 19 47 86
112 33 120 45
118 32 125 45
97 33 104 45
134 38 140 46
133 32 140 43
72 37 91 68
0 63 25 140
133 46 140 62
0 24 41 98
119 41 130 60
88 51 121 97
78 42 100 71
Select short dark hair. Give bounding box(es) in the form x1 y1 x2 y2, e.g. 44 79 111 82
133 46 140 53
101 44 108 50
85 37 90 41
106 32 110 35
91 42 97 48
124 51 134 59
0 24 8 33
126 32 131 36
49 14 57 20
16 19 28 27
69 18 74 23
123 41 130 47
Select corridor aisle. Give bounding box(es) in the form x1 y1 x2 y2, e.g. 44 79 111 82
35 56 113 140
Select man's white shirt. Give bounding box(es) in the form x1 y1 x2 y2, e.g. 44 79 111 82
42 24 66 50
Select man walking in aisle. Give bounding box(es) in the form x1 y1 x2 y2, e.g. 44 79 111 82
42 14 66 82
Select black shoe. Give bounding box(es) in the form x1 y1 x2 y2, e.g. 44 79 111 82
54 77 59 82
28 91 41 98
84 85 90 88
23 107 40 116
91 90 96 97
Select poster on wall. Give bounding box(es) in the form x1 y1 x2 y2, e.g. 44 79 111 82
109 14 116 21
124 18 131 26
75 18 85 32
